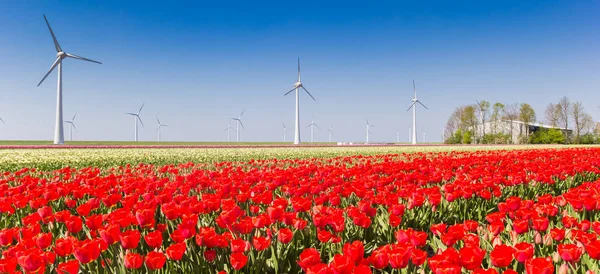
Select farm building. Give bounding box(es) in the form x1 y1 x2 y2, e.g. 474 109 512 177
474 120 572 144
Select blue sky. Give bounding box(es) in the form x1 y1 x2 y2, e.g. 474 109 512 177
0 1 598 142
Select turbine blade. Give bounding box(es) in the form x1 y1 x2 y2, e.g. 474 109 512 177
43 15 62 52
315 123 322 130
282 122 286 129
138 103 145 114
238 120 245 130
137 116 145 128
0 117 4 124
66 53 102 64
156 116 161 125
407 102 416 111
301 86 316 101
72 123 78 132
72 113 77 121
37 57 61 86
297 57 301 82
413 80 416 97
418 101 428 110
240 109 245 117
125 113 136 115
284 87 296 96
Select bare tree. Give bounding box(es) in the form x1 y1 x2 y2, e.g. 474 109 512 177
558 96 571 143
581 113 594 135
490 102 505 139
519 103 536 139
444 106 465 142
475 100 490 143
572 102 588 143
503 103 519 143
544 103 560 127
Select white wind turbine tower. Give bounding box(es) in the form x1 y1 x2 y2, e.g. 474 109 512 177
306 116 321 143
224 122 236 142
63 113 77 142
365 119 374 144
408 125 412 143
328 125 335 142
282 123 287 142
406 80 428 145
37 15 102 145
125 104 144 142
284 58 316 144
396 128 400 143
156 116 168 142
231 110 245 142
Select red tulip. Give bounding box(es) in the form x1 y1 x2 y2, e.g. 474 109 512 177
123 252 143 269
342 240 364 264
144 231 163 249
166 242 186 261
411 249 427 266
490 244 514 268
0 257 17 273
230 252 248 270
145 251 166 270
459 246 485 270
120 230 141 249
204 249 217 262
525 257 554 274
35 232 52 249
585 240 600 260
65 216 83 234
252 236 270 251
514 242 534 263
298 248 321 270
73 239 101 264
17 251 45 273
56 259 79 274
557 244 582 262
277 228 293 244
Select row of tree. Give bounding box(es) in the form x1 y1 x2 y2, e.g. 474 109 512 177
444 97 596 144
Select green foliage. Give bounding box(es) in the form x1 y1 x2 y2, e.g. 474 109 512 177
444 130 463 144
529 128 566 144
462 131 473 144
580 133 599 144
481 133 512 144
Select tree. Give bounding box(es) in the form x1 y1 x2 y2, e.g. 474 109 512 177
444 106 465 142
558 96 571 143
571 102 595 144
460 105 477 143
490 102 505 142
544 103 560 127
519 103 536 139
503 103 519 143
529 128 565 144
475 100 490 143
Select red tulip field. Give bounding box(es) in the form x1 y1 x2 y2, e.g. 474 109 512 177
1 147 600 273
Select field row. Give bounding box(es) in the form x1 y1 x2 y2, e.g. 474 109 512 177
1 147 600 273
0 144 582 171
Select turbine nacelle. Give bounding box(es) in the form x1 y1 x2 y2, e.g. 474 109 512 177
294 81 302 88
57 51 66 58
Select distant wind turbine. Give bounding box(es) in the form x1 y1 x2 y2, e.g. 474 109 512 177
284 58 316 144
37 15 102 145
125 104 144 142
396 128 400 143
231 110 245 142
224 122 236 142
407 80 428 145
156 116 168 142
328 125 335 142
306 116 321 143
282 123 287 142
63 113 77 142
365 119 374 144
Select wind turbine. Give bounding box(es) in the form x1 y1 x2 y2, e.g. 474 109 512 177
306 116 321 143
231 110 245 142
396 128 400 143
156 116 168 142
284 58 316 145
63 113 77 142
37 15 102 145
282 123 287 142
224 122 236 142
365 119 374 144
407 80 428 145
328 125 335 142
125 104 144 142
